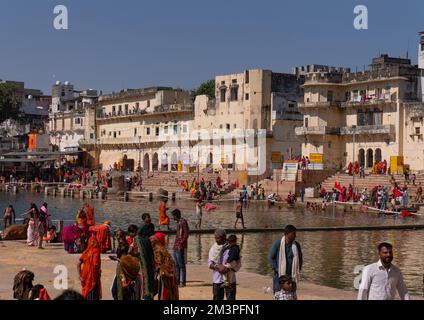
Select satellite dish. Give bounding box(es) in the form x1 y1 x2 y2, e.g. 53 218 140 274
56 81 61 85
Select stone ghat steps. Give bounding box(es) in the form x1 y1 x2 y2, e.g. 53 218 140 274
321 173 423 197
134 171 236 195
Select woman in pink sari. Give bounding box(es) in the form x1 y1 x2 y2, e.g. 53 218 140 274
347 184 353 201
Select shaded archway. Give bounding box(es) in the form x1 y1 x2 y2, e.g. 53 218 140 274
207 152 213 168
152 153 159 171
143 154 150 172
161 153 169 171
358 149 365 167
182 152 190 172
375 148 382 163
171 152 178 171
366 149 373 168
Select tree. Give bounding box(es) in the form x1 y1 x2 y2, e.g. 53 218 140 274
192 79 215 99
0 83 22 122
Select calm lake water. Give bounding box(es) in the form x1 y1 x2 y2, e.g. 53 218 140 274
1 192 424 295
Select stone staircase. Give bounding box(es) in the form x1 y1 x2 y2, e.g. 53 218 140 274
321 173 424 198
138 171 235 195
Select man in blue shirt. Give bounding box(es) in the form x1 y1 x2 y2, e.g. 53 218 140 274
268 225 303 294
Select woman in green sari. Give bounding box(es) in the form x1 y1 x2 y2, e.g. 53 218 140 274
129 231 156 300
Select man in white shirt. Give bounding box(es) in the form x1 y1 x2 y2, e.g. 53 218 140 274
358 242 409 300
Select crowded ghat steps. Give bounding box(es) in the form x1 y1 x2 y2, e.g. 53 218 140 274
321 173 424 199
129 171 236 196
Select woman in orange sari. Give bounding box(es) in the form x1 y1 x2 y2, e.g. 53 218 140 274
77 236 102 300
159 200 170 231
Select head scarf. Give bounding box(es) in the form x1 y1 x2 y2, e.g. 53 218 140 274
154 233 166 247
120 255 141 281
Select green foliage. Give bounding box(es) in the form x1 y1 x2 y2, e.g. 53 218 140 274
0 83 22 122
193 79 215 99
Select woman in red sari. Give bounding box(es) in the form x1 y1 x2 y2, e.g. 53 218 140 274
347 162 353 175
89 220 112 253
354 161 359 175
84 204 95 227
78 237 102 300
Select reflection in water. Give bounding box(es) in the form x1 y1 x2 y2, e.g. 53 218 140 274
1 193 423 295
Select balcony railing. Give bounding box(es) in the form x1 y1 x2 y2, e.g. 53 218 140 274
340 124 394 135
340 98 393 108
298 101 342 109
97 104 193 120
295 126 339 136
79 134 183 146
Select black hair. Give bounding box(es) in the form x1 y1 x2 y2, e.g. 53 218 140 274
278 275 292 284
54 290 85 300
142 213 151 221
284 225 297 235
378 242 393 252
171 209 181 219
128 224 138 234
228 234 237 242
29 284 45 300
116 241 129 259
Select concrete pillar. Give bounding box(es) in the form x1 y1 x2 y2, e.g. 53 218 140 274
60 188 66 198
58 220 64 236
70 189 74 198
99 192 104 200
12 186 18 194
80 190 85 199
150 151 154 172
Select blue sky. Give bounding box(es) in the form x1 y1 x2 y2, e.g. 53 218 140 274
0 0 423 94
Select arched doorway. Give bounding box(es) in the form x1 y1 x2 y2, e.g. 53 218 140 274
366 149 373 168
207 152 213 168
375 148 382 163
171 152 178 171
143 154 150 172
358 149 365 167
161 153 169 171
182 152 190 172
152 153 159 171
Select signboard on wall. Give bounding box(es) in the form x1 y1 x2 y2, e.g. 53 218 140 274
271 152 281 163
390 156 404 174
309 153 323 163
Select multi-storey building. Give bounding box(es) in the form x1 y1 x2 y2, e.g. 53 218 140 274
295 52 424 171
49 81 98 152
80 69 304 175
